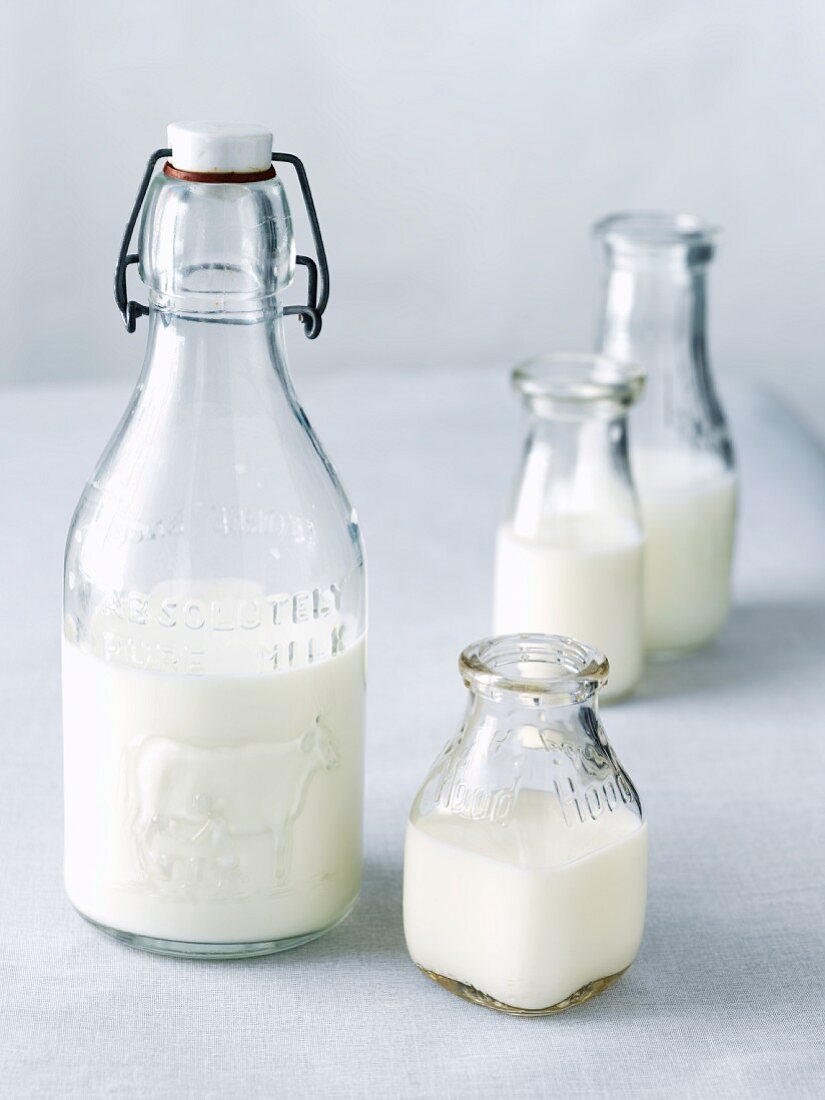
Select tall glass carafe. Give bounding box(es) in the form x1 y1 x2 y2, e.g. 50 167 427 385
62 123 366 958
594 213 737 657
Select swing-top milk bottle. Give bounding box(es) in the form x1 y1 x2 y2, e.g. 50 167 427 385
62 122 366 957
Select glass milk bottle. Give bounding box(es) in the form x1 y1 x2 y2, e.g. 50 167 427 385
494 355 645 701
62 122 366 958
594 212 737 657
403 634 648 1014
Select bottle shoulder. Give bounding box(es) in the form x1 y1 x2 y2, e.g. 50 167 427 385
410 724 644 868
64 375 365 604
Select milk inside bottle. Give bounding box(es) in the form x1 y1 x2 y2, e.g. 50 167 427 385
634 449 737 652
403 635 648 1014
594 212 737 655
62 123 366 958
405 802 648 1013
493 355 646 701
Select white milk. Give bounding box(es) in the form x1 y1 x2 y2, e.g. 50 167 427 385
634 449 737 654
403 793 647 1011
493 516 644 700
63 600 365 947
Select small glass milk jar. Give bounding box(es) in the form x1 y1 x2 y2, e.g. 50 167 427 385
403 634 648 1015
593 212 737 657
62 123 366 958
493 354 646 701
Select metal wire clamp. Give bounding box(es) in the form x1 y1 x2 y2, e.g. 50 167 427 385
114 148 329 338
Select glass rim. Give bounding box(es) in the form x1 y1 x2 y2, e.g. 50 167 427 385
593 210 719 251
512 353 645 407
459 633 609 700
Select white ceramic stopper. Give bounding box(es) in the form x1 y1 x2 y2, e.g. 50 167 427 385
167 121 273 174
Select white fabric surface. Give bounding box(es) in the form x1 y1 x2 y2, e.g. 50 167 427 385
0 365 823 1099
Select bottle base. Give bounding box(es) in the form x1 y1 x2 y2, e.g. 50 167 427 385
76 898 357 960
416 964 629 1015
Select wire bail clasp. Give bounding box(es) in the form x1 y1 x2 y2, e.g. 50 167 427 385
114 148 330 338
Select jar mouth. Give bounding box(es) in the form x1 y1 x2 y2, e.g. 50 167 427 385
460 633 609 702
512 353 644 408
593 211 718 258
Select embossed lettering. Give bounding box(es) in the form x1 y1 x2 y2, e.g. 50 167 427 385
585 784 603 820
554 775 587 826
127 592 149 625
267 594 291 626
101 630 205 675
292 591 312 624
158 599 177 628
237 599 261 630
554 772 633 827
183 601 206 630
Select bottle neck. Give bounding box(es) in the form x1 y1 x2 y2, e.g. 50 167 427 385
137 306 296 416
449 636 622 810
463 688 596 736
595 248 731 456
139 171 295 322
511 403 637 536
597 250 708 376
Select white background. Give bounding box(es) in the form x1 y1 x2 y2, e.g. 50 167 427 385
2 1 823 432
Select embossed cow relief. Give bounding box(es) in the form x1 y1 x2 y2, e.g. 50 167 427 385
121 718 339 898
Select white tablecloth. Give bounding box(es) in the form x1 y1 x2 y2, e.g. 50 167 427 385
0 365 823 1099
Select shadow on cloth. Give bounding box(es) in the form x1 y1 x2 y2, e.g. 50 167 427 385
315 855 406 960
633 597 825 703
232 855 406 968
542 806 822 1029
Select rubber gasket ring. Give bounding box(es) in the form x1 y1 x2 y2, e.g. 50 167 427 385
163 162 276 183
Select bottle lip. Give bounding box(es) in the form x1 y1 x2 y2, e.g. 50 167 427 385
512 353 645 409
460 633 609 702
593 210 719 255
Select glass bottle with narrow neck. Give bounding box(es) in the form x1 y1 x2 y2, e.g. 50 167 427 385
62 123 366 958
494 354 645 701
594 212 737 657
403 633 648 1014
